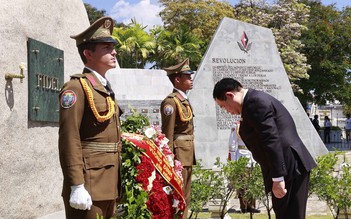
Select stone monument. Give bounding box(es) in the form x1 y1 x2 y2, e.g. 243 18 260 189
189 17 328 168
107 68 173 126
0 0 89 218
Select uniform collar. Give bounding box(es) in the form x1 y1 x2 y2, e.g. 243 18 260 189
174 87 188 99
85 66 107 86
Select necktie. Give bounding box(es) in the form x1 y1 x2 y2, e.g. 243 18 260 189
105 80 115 100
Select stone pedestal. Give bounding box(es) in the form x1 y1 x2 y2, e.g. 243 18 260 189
208 199 232 219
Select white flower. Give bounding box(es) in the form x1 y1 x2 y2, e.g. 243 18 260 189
166 155 175 167
161 137 169 146
172 199 179 208
147 170 156 191
144 127 156 138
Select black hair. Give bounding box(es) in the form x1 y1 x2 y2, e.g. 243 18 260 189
167 74 178 85
213 78 243 100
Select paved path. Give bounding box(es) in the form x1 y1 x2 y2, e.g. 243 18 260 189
37 210 64 219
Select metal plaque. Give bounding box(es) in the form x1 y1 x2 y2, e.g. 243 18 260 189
28 38 64 122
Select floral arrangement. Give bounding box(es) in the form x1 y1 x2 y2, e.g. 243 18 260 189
143 126 184 179
119 111 185 219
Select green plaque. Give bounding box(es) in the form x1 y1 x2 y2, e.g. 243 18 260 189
28 38 64 122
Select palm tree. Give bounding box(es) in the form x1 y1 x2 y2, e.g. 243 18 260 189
113 18 156 68
150 25 203 69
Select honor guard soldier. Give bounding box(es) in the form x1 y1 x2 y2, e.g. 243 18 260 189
58 17 122 219
161 58 196 218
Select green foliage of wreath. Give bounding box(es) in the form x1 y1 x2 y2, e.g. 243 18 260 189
121 108 150 134
118 109 152 219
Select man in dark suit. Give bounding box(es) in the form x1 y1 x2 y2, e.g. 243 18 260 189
213 78 317 219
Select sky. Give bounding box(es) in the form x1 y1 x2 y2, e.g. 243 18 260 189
82 0 351 30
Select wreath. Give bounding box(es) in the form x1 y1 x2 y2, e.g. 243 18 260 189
119 111 185 219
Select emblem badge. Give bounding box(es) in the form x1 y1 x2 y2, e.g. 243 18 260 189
163 104 174 116
60 90 77 108
237 31 252 53
104 20 111 28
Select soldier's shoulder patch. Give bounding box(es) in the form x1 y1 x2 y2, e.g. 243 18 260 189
163 104 174 116
60 90 77 108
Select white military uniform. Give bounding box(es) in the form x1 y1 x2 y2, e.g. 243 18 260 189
228 123 256 166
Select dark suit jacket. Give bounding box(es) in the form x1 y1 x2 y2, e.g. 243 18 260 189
239 89 317 193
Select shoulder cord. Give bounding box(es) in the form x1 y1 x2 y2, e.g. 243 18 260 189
172 97 193 122
79 78 115 122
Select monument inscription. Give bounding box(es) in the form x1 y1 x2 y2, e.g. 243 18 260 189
212 61 279 129
212 64 277 93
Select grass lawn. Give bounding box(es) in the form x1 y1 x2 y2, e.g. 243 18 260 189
194 212 333 218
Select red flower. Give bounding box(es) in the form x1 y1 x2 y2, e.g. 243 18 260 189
131 126 185 218
147 174 173 219
135 155 155 190
135 156 174 218
153 133 165 147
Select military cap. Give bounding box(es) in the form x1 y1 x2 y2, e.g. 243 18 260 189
164 58 194 76
70 16 118 46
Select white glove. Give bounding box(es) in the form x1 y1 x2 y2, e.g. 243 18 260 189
69 184 92 210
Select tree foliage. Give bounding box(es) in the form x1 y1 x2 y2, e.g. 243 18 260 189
270 0 311 88
159 0 235 45
84 3 107 24
234 0 274 26
119 112 152 219
310 152 351 219
84 3 126 27
190 157 266 219
113 19 156 68
235 0 310 92
149 25 203 69
297 2 351 108
189 160 220 219
112 22 203 69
